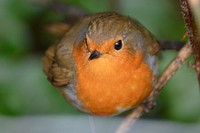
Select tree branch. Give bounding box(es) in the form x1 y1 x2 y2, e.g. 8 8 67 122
116 0 200 132
115 42 192 133
159 40 185 51
180 0 200 86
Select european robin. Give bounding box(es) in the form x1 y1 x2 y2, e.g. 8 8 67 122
43 12 160 116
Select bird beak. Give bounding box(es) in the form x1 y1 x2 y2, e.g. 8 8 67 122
89 50 101 60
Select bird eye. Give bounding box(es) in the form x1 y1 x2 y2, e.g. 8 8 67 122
114 40 122 50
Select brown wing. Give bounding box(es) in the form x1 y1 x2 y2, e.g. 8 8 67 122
43 42 75 87
43 15 97 88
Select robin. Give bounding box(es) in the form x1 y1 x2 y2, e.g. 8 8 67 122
43 12 160 116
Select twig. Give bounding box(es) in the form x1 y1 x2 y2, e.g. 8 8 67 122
159 40 185 51
116 1 200 132
154 43 192 91
180 0 200 86
115 106 144 133
115 43 192 133
44 22 70 36
88 115 97 133
48 1 87 19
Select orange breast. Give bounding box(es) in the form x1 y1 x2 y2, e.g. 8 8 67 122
73 48 153 116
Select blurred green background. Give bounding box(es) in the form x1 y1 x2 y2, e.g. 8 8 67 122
0 0 199 124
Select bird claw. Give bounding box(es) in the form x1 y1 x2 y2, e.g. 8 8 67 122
142 99 156 113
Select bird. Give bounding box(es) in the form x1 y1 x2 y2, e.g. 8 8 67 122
43 12 160 116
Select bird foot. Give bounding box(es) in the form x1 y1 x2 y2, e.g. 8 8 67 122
142 99 156 113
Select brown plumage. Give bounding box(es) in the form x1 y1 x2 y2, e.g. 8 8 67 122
43 12 160 116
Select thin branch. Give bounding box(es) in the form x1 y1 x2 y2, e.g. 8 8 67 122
154 43 192 91
44 22 70 36
180 0 200 86
159 40 185 51
48 1 87 18
115 43 192 133
116 1 200 132
115 106 144 133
